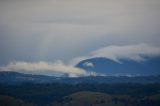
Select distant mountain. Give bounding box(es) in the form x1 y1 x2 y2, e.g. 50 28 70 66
76 57 160 76
0 71 160 84
0 71 57 84
59 76 160 84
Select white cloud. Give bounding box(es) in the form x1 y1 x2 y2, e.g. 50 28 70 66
71 43 160 64
0 60 87 77
83 62 94 67
91 43 160 62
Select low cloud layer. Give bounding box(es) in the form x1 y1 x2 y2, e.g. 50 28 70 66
0 61 86 77
0 44 160 76
71 44 160 64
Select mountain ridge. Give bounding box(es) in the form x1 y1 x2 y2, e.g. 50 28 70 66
76 57 160 76
0 71 160 84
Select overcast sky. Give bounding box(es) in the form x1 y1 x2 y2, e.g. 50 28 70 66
0 0 160 76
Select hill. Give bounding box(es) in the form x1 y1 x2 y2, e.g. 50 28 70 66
0 95 34 106
0 83 160 106
0 71 57 84
0 71 160 84
76 57 160 76
50 91 160 106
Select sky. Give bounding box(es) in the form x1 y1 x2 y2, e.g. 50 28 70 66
0 0 160 76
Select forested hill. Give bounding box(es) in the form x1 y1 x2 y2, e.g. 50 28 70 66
0 71 160 84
